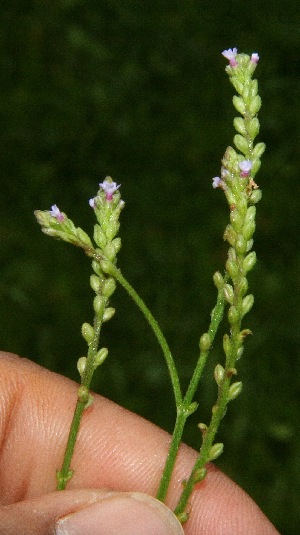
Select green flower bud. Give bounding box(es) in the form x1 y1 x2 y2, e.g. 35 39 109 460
230 209 243 232
208 442 224 461
223 225 237 247
193 467 207 483
249 189 262 204
78 385 90 404
231 78 244 94
223 333 232 357
103 307 115 322
223 283 234 304
94 347 109 367
112 237 122 253
233 117 246 135
77 356 87 377
236 276 248 296
103 242 117 261
199 333 211 351
237 347 244 360
242 294 254 316
213 271 224 290
106 220 120 241
243 251 257 272
228 381 243 401
235 234 247 254
94 295 105 315
183 401 198 416
90 274 101 293
92 260 103 277
226 258 238 279
198 422 208 435
232 95 246 115
249 95 262 115
228 305 239 325
248 117 260 139
234 134 249 154
94 225 107 249
102 277 116 298
244 205 256 225
242 220 256 241
250 79 258 97
251 158 261 175
246 239 253 252
100 258 113 274
214 363 225 386
76 227 93 248
252 142 266 158
177 512 189 524
81 322 95 343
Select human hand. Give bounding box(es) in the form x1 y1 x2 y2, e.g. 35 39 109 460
0 352 279 534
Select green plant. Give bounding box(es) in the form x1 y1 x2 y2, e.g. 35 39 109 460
35 48 265 523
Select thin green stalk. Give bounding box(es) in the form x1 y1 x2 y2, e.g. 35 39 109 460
156 278 227 502
56 313 104 490
109 265 183 408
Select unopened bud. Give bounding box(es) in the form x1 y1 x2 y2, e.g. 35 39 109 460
102 277 116 298
94 225 107 249
242 294 254 316
214 364 225 386
249 95 261 115
199 333 211 352
228 381 243 401
90 274 101 293
235 234 247 254
81 322 95 343
228 305 239 325
213 271 224 290
94 295 105 315
103 307 115 322
234 134 249 154
208 442 224 461
243 251 257 272
223 334 232 357
233 95 246 115
193 467 207 483
77 356 87 377
223 283 234 304
94 347 109 367
249 189 262 204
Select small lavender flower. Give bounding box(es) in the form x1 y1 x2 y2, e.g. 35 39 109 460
99 179 121 201
212 176 224 189
89 198 96 209
251 53 259 64
49 205 65 221
222 48 238 67
239 160 252 177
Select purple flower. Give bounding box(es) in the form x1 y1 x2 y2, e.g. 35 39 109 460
251 53 259 64
49 205 64 221
222 48 238 67
212 176 224 189
89 197 96 209
239 160 252 177
99 179 121 201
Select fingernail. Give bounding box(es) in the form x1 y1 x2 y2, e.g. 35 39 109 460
55 491 184 535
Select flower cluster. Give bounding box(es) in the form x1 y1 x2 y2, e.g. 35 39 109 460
212 50 265 404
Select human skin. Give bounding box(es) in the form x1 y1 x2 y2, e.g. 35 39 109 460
0 352 280 534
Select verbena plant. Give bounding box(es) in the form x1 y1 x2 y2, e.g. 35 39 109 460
35 48 265 523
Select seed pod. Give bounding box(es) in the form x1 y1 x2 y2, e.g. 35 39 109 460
199 333 211 352
77 356 87 377
103 307 115 322
214 364 225 386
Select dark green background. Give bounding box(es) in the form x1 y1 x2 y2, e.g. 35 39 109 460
1 1 299 533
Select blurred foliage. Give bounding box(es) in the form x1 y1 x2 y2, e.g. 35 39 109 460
1 1 300 533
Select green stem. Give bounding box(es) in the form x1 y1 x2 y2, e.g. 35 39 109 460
156 279 227 502
110 265 182 407
56 313 104 490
